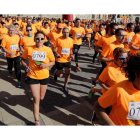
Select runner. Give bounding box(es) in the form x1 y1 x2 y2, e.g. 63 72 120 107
52 27 74 93
21 31 55 125
92 24 104 63
1 25 22 87
124 23 135 52
94 54 140 125
99 28 126 66
14 23 23 38
92 23 118 86
69 18 85 71
84 23 93 50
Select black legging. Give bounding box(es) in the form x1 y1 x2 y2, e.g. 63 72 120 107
73 44 81 63
98 61 107 75
6 56 22 81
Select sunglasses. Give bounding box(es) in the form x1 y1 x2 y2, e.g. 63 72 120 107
118 56 128 61
35 37 44 41
26 29 32 32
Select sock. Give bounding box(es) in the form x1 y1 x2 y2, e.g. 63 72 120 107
76 63 78 67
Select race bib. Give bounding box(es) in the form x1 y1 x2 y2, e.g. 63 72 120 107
88 33 91 35
127 38 132 43
127 102 140 120
32 51 46 61
10 45 18 51
61 48 70 55
75 33 81 38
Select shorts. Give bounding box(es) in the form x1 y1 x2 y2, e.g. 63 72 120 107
27 77 49 85
44 41 49 47
55 61 71 70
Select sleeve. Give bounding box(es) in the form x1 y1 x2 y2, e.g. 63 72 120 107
96 37 103 47
101 45 110 57
53 38 58 48
82 28 85 34
70 40 74 54
47 48 55 62
1 36 6 48
99 67 109 83
20 37 24 46
98 86 120 108
69 28 73 35
22 48 28 59
130 34 138 45
47 32 52 38
94 33 99 40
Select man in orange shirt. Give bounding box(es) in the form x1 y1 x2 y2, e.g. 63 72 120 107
99 28 126 65
53 28 74 93
124 23 135 52
1 25 22 88
69 18 85 71
92 23 118 86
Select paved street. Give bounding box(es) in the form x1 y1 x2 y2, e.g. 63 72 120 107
0 42 102 125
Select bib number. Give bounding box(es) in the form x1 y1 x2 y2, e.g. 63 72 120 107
32 51 46 61
127 102 140 120
10 45 18 51
61 48 70 55
75 33 81 38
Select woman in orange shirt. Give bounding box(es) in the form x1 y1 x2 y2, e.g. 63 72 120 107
21 31 55 126
94 54 140 125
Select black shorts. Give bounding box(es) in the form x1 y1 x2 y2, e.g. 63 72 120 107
55 61 71 70
27 77 49 85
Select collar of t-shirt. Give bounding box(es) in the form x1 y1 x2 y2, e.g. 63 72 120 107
28 34 33 37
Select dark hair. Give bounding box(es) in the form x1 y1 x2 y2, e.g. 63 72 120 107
109 23 118 28
76 18 80 22
127 23 134 29
14 23 19 26
26 25 32 30
115 28 125 35
44 22 48 25
123 54 140 81
34 31 45 38
99 24 104 28
1 22 6 25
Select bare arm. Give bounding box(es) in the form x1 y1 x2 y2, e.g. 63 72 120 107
99 54 114 63
129 43 140 50
98 79 110 91
95 45 102 53
94 101 115 125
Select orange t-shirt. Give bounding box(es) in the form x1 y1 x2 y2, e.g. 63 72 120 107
124 31 135 52
53 36 73 63
1 34 20 58
22 45 55 79
98 80 140 125
101 29 106 36
35 22 42 30
85 28 93 37
66 26 72 32
0 28 8 39
93 27 99 33
49 22 57 29
94 32 102 46
69 27 85 45
101 42 124 65
20 35 35 50
21 22 27 28
99 62 127 94
47 32 63 45
40 27 50 41
97 35 116 51
130 33 140 55
16 20 22 28
71 22 74 28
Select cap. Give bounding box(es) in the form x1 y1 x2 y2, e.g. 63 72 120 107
57 23 63 28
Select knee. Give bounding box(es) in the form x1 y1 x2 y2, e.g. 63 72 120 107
33 97 40 104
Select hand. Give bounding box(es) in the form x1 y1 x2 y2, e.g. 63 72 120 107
25 66 32 73
70 54 74 60
109 59 114 62
10 52 15 57
16 48 20 52
40 63 47 69
50 42 54 46
56 53 61 58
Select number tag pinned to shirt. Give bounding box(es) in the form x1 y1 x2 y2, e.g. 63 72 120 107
127 102 140 120
75 33 81 38
32 51 46 61
127 38 132 43
61 48 70 55
88 33 91 35
10 45 18 51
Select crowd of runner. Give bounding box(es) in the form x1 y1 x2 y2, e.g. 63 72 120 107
0 16 140 126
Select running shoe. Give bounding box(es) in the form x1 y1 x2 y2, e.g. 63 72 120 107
77 67 81 71
17 81 22 88
63 86 69 94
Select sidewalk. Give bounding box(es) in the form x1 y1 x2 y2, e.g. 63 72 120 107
0 43 102 125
